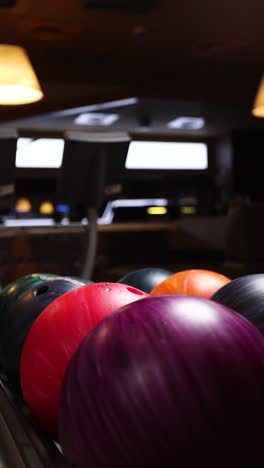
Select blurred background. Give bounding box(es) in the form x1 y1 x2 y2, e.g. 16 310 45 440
1 0 264 285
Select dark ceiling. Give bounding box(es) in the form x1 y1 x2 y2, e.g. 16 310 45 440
0 0 264 126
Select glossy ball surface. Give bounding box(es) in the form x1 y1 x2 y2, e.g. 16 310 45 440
20 282 148 434
151 269 231 298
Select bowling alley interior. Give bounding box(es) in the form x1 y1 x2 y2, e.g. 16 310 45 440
2 1 264 467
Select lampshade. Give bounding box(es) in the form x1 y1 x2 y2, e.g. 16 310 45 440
252 74 264 117
0 45 43 105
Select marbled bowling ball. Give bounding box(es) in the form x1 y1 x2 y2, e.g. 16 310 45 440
0 276 87 393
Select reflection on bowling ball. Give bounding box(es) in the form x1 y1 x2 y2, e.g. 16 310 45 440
65 276 93 284
119 268 172 293
0 276 88 393
211 274 264 334
58 295 264 468
0 273 57 316
20 282 149 435
151 269 231 298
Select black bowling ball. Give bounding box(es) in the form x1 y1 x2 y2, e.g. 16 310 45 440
119 267 173 293
0 277 88 393
65 276 93 284
211 274 264 334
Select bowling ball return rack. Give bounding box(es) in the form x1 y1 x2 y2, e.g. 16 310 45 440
0 375 67 467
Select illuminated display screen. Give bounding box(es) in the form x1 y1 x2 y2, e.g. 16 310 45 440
16 138 64 168
125 141 208 170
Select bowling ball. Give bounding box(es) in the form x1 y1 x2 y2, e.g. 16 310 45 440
151 269 231 298
65 276 93 284
211 274 264 334
20 282 149 435
119 267 172 293
59 295 264 468
0 277 88 393
0 273 57 316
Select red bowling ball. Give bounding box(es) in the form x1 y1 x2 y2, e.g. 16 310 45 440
20 282 148 435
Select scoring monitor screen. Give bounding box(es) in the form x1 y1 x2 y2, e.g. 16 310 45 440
125 141 208 170
16 138 65 169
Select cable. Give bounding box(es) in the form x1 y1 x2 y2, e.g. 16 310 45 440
81 208 98 280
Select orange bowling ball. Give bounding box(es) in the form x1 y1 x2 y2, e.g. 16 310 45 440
150 269 231 299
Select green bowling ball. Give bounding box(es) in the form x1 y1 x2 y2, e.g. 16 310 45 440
0 273 58 315
119 267 172 293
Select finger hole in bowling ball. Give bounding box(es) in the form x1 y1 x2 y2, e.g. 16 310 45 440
126 286 145 295
34 285 49 296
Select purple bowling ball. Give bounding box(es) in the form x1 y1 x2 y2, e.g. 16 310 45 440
59 295 264 468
